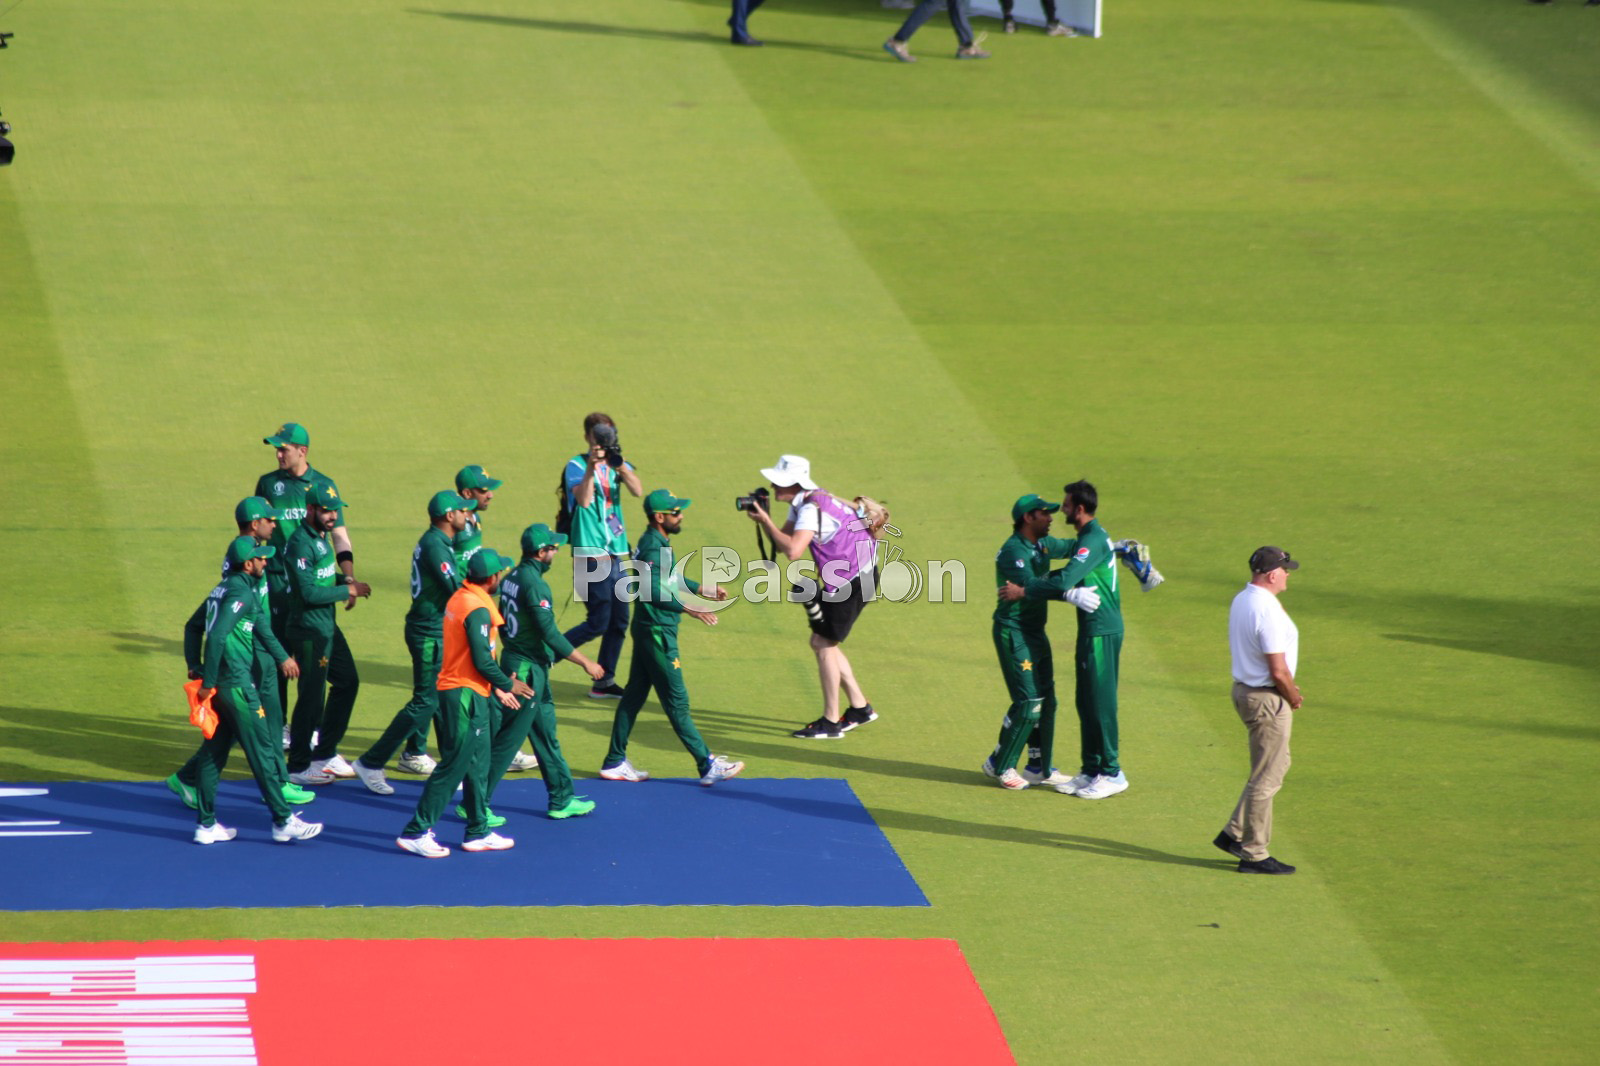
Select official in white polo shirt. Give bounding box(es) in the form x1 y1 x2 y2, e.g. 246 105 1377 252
1215 546 1303 875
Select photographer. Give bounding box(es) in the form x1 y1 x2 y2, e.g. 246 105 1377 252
746 454 879 740
560 412 642 699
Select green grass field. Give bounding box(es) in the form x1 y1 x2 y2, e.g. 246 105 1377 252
2 0 1597 1061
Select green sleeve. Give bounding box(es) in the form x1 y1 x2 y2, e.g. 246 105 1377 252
1040 535 1078 560
183 601 206 672
642 539 686 614
200 591 249 689
528 580 576 660
254 596 289 663
465 606 516 690
289 539 350 606
1025 538 1113 600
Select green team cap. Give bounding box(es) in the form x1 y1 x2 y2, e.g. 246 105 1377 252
307 479 347 511
235 496 278 524
264 422 310 448
466 547 512 580
521 523 568 555
456 464 504 492
644 488 691 515
225 535 275 567
1012 493 1061 522
428 490 478 519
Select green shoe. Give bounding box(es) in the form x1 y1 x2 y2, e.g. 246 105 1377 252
548 796 596 820
282 783 316 805
456 803 506 828
166 773 197 810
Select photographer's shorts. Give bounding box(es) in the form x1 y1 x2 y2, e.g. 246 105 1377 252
792 572 871 643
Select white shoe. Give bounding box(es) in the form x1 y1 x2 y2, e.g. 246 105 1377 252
996 768 1029 790
272 813 324 842
1053 773 1094 795
352 759 394 795
509 751 539 772
461 831 515 852
1021 766 1074 787
288 768 336 786
600 759 650 782
397 752 437 775
1076 772 1129 800
315 754 356 778
700 755 745 787
194 822 236 845
397 831 450 858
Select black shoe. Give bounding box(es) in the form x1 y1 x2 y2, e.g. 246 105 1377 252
1237 856 1296 875
840 704 878 731
1213 831 1247 859
731 33 764 45
587 683 625 700
791 717 844 739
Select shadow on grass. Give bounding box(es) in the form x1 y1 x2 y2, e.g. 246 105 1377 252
0 705 202 780
411 9 883 60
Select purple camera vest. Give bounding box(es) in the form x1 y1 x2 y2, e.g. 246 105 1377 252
806 491 877 592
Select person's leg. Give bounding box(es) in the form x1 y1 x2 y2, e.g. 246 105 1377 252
596 563 631 686
946 0 977 47
990 625 1042 773
253 652 291 791
894 0 946 42
1088 633 1122 776
286 627 330 773
227 685 292 825
458 693 495 840
312 626 360 761
651 631 712 776
402 688 473 838
361 626 441 769
485 662 539 802
811 634 844 722
525 670 575 811
562 555 612 651
193 701 240 830
1226 685 1292 861
603 636 654 768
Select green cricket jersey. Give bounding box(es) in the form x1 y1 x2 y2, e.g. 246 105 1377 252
499 557 576 667
409 527 461 628
192 547 288 668
254 465 345 582
1023 518 1124 637
284 523 348 633
198 573 261 690
994 532 1079 632
452 515 485 571
631 527 701 631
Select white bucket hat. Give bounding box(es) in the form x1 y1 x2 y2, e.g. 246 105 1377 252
761 454 818 491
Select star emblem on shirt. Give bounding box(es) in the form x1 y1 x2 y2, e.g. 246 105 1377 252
1021 659 1033 671
671 658 681 670
319 656 329 668
256 707 266 718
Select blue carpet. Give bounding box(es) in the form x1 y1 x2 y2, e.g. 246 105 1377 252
0 778 927 911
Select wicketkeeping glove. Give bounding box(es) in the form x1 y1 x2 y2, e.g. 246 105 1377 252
1063 587 1101 613
1115 539 1165 591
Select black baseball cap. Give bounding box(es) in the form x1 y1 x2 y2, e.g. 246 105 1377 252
1249 546 1300 574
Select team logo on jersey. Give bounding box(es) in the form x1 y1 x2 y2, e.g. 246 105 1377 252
314 542 327 557
273 481 285 496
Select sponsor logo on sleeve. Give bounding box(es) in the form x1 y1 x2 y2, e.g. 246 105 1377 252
1075 547 1090 560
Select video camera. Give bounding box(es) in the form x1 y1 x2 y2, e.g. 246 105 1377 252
735 486 770 513
591 422 624 470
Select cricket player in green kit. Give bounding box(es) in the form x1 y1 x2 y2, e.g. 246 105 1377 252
190 536 323 845
599 489 745 787
483 523 606 819
349 491 477 796
1001 480 1129 800
254 423 359 650
982 494 1083 791
169 497 314 809
397 549 535 859
283 480 372 785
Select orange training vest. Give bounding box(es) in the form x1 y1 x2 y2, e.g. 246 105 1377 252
436 582 505 697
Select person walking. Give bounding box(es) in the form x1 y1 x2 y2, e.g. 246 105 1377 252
1215 546 1303 875
396 549 534 858
599 490 744 787
188 536 322 845
882 0 990 62
561 413 642 700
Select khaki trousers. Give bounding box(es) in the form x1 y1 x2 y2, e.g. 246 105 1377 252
1225 682 1293 862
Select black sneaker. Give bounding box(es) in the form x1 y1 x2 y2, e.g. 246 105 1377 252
588 683 625 699
1237 856 1296 875
839 704 878 731
792 717 844 740
1212 831 1247 859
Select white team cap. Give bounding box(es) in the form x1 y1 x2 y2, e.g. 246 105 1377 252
760 454 817 491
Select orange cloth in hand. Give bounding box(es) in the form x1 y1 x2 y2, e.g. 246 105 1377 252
183 678 219 739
